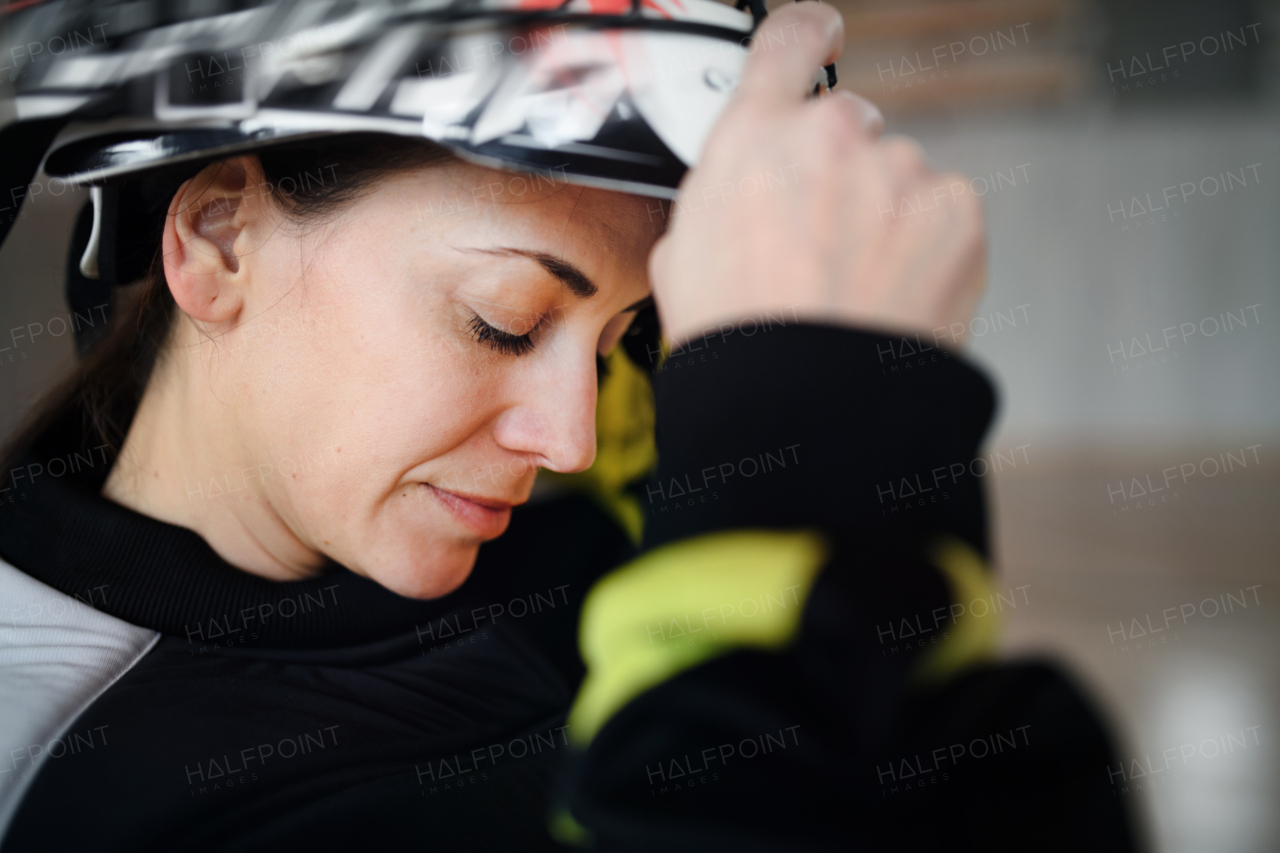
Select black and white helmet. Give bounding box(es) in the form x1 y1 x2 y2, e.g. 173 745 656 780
9 0 762 188
2 0 834 288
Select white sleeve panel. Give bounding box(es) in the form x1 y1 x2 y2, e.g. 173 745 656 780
0 558 159 841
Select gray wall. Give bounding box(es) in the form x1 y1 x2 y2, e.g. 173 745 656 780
901 103 1279 445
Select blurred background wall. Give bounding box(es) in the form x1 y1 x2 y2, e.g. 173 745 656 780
1 0 1277 850
824 0 1279 850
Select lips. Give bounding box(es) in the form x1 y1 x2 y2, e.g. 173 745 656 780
422 483 516 538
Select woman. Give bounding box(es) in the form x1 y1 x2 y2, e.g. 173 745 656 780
0 1 1134 850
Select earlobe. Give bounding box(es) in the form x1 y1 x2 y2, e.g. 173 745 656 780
162 157 266 324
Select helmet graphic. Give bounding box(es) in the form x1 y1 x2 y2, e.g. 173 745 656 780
2 0 833 285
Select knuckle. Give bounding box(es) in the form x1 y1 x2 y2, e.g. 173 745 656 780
941 173 983 212
882 136 927 169
939 171 970 192
878 140 929 184
814 97 863 142
763 2 842 46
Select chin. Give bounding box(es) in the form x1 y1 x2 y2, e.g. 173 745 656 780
367 541 481 600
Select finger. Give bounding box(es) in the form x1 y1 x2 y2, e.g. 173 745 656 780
878 135 929 178
833 89 884 138
734 2 844 109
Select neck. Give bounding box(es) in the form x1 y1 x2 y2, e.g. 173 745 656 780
101 322 326 582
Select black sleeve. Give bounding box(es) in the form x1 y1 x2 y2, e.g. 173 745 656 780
558 323 1137 852
643 322 993 553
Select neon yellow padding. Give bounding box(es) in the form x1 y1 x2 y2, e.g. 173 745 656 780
913 537 1001 683
568 530 827 744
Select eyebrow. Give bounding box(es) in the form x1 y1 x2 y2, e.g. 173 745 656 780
466 246 598 299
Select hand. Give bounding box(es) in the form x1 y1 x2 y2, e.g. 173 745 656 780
648 2 987 351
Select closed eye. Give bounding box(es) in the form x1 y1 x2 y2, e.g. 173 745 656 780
468 313 535 356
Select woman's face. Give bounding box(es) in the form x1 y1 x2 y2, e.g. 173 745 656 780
181 158 661 598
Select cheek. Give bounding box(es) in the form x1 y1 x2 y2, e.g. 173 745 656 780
247 283 503 555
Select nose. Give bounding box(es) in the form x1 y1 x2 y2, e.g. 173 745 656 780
491 342 598 475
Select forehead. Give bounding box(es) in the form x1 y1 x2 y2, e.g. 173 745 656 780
388 159 663 256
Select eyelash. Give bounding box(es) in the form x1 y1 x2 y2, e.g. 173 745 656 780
467 313 535 356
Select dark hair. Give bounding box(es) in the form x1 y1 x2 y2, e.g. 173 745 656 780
1 134 453 480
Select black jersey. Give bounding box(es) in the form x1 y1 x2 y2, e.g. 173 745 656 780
0 323 1136 852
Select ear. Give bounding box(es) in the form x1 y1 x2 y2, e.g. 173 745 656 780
161 155 269 324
